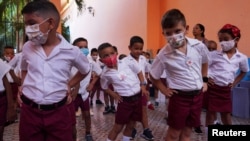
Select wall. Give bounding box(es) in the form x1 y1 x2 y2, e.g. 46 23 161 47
159 0 250 56
62 0 147 55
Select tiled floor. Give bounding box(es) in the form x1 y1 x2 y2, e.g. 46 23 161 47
3 97 250 141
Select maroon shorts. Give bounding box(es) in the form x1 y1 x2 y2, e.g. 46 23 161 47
0 94 7 126
207 84 232 112
202 91 208 109
74 94 90 112
10 83 18 100
19 99 73 141
68 102 76 125
115 94 142 124
167 91 203 130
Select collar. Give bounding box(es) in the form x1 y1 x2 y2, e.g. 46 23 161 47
217 49 242 58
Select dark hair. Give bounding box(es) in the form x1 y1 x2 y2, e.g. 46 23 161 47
161 9 186 29
72 37 88 46
129 36 144 46
196 23 205 37
113 46 118 53
145 52 150 57
4 45 14 50
21 1 60 27
91 48 98 54
118 54 127 60
98 42 113 53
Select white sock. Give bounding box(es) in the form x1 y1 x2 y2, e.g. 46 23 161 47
122 135 130 141
155 98 159 102
107 138 112 141
205 127 208 136
147 101 151 105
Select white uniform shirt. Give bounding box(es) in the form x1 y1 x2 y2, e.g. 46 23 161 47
100 59 142 97
150 37 209 90
0 59 11 91
127 54 150 82
21 34 90 104
9 52 22 78
71 58 102 101
208 49 249 86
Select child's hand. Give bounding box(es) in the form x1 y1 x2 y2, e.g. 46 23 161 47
17 86 23 107
113 93 123 104
162 88 178 98
86 83 94 92
208 77 215 87
202 83 208 92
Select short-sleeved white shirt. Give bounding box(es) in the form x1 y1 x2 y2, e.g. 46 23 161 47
21 34 90 104
126 54 149 81
208 49 249 86
0 59 11 91
150 37 209 90
100 59 141 97
71 58 102 101
9 52 22 78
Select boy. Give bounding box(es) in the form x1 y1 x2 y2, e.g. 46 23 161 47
18 1 90 141
0 60 13 141
72 37 102 141
98 42 148 141
127 36 154 140
150 9 209 141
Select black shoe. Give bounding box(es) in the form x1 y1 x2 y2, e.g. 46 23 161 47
85 134 93 141
155 101 159 107
103 106 111 114
96 99 104 105
141 128 154 140
130 128 137 140
90 100 93 106
194 127 203 134
110 105 116 113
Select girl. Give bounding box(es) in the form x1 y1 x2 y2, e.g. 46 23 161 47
205 24 249 128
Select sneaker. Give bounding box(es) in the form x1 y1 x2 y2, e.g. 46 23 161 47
130 128 137 140
103 106 111 114
96 99 104 105
147 103 155 110
194 127 203 134
110 105 116 113
85 134 93 141
141 128 154 140
155 101 159 107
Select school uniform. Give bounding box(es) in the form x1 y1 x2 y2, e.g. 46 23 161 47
150 37 209 130
73 59 102 112
0 60 11 126
100 58 143 124
126 54 149 106
19 34 90 141
207 49 249 112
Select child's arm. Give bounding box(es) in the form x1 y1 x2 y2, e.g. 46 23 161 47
103 88 122 103
137 71 149 96
231 71 247 87
201 62 208 92
149 74 177 98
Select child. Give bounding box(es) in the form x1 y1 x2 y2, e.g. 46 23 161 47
98 42 148 141
19 1 90 141
89 48 104 106
150 9 209 141
72 37 102 141
0 60 13 141
205 24 249 128
207 40 217 51
126 36 154 140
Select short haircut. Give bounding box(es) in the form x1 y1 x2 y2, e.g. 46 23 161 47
21 1 60 28
4 45 14 50
98 42 113 55
118 54 127 60
91 48 98 54
113 46 118 53
129 36 144 46
72 37 88 46
161 9 186 29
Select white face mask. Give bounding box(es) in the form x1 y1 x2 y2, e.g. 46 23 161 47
165 32 185 48
220 39 235 51
25 18 50 45
92 55 98 60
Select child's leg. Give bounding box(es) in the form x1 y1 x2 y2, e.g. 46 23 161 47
107 123 124 140
180 126 193 141
220 112 232 125
205 110 217 126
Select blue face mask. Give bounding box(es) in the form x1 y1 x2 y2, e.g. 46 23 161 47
80 48 89 56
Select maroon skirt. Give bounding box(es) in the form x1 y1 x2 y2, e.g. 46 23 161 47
207 84 232 112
